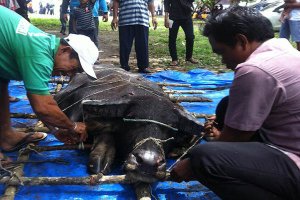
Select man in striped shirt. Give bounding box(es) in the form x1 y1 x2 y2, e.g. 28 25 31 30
111 0 157 73
73 0 97 46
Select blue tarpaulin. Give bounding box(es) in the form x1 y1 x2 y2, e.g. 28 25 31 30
1 69 234 199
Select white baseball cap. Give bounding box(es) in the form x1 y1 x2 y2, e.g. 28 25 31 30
64 34 98 79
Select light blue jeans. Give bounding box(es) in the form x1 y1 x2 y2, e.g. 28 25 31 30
279 19 300 42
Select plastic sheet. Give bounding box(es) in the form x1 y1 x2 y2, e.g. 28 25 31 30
1 69 233 199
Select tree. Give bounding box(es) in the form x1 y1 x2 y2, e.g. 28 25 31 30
195 0 257 14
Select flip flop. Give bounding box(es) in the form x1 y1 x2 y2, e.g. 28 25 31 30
9 97 20 103
2 132 47 153
170 61 179 66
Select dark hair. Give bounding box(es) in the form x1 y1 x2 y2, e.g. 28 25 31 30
203 6 274 47
60 38 80 60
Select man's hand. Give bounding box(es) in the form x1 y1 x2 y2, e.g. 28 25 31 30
53 129 77 144
204 116 221 141
152 16 158 30
111 17 118 30
102 13 108 22
71 122 88 142
63 14 68 21
164 18 169 29
170 158 197 182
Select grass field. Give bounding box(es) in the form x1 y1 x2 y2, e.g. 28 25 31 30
30 16 224 72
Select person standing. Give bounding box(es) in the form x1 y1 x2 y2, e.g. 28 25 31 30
111 0 158 73
93 0 108 49
59 4 67 35
73 0 97 46
15 0 31 22
61 0 108 35
170 6 300 200
164 0 198 66
0 6 98 162
279 0 300 51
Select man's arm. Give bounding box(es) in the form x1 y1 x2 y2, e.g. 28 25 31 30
148 1 157 30
61 0 70 21
27 93 87 141
219 125 256 142
285 2 300 9
164 0 170 28
111 0 119 30
99 0 108 22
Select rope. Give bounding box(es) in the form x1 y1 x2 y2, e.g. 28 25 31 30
58 73 165 112
166 133 205 172
19 144 43 155
131 137 174 159
62 83 128 112
123 118 178 132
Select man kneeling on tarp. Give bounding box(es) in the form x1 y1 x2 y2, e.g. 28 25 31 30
170 6 300 200
0 5 98 163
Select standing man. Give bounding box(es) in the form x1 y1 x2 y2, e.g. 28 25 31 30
73 0 97 46
164 0 198 66
111 0 158 73
15 0 31 22
170 6 300 200
0 6 98 161
93 0 108 49
61 0 108 35
279 0 300 51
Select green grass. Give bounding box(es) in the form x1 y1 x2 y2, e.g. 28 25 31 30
30 16 223 71
30 18 61 30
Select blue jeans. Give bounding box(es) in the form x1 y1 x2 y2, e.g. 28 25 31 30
280 19 300 42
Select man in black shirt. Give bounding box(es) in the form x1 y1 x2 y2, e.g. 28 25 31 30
164 0 198 66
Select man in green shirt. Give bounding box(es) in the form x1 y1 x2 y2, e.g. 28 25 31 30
0 6 99 162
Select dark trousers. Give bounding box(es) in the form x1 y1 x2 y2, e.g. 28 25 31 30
189 142 300 200
60 16 67 34
188 96 300 200
15 8 30 22
68 14 75 34
77 29 98 48
93 17 99 48
119 25 149 70
169 18 194 61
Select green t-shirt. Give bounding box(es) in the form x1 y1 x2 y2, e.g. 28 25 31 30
0 6 59 95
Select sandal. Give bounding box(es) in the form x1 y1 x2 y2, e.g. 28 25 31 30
170 60 179 66
9 96 20 103
186 58 199 64
2 132 47 153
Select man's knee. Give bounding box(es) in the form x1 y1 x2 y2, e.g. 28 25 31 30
189 142 223 175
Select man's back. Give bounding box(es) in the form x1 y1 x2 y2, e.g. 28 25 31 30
227 38 300 156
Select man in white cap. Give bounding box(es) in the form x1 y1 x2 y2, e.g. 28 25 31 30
0 6 98 163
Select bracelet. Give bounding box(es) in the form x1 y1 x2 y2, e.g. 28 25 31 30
73 122 78 131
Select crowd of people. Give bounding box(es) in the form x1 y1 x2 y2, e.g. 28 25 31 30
1 0 300 199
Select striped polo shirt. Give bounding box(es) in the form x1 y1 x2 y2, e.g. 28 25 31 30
118 0 153 27
73 2 96 31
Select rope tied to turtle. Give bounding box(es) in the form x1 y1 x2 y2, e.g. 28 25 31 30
131 137 174 159
59 74 164 112
123 118 178 132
